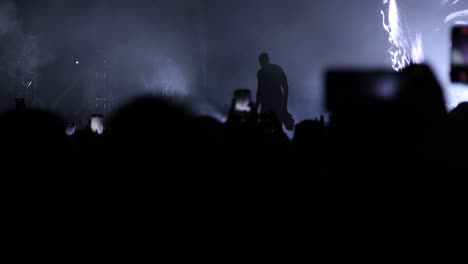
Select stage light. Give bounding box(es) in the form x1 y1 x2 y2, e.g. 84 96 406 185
75 60 79 65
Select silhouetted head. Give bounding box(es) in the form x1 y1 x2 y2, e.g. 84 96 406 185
106 96 193 156
399 64 447 125
259 52 270 68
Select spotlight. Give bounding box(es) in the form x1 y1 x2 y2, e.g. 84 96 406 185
75 60 79 65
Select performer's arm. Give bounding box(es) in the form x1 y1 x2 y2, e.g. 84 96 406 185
255 73 262 112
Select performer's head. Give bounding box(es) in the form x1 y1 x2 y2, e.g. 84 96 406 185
259 52 270 68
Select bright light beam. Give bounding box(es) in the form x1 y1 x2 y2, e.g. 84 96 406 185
381 0 424 71
445 9 468 23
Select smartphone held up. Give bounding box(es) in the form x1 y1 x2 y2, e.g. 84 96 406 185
90 114 105 135
325 70 403 112
233 89 252 114
451 26 468 84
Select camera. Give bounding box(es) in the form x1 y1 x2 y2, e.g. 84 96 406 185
326 69 403 112
451 26 468 84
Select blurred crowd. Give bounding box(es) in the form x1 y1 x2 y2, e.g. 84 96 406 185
1 64 466 262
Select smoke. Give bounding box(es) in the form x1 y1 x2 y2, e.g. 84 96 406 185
0 0 56 107
0 0 19 36
0 0 22 106
0 0 401 122
1 0 206 119
110 45 194 99
0 0 21 66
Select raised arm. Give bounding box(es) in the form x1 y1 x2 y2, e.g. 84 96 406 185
281 68 289 102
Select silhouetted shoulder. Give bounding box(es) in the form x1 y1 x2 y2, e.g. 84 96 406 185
272 64 286 74
257 69 263 77
258 64 284 77
271 64 283 70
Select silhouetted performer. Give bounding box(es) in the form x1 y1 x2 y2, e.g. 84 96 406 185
255 53 295 130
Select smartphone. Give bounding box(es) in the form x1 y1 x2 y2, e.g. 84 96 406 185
90 114 104 135
233 89 252 113
326 70 402 112
451 26 468 83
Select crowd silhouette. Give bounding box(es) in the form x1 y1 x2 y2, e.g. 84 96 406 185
1 63 466 262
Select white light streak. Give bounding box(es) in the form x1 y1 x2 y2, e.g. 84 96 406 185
381 0 468 108
381 0 424 71
445 9 468 23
